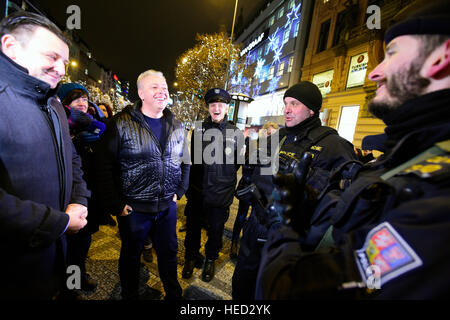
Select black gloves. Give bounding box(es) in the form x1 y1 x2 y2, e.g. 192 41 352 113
266 152 314 232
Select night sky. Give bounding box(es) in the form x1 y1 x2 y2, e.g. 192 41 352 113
35 0 267 101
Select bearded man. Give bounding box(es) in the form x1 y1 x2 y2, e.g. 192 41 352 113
256 0 450 299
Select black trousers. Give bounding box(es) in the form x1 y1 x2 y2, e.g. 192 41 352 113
66 230 92 275
184 198 230 261
117 202 181 300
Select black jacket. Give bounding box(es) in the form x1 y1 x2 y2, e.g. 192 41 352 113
252 116 357 212
71 113 108 233
237 115 356 259
187 117 244 208
0 51 90 299
257 90 450 299
95 101 190 215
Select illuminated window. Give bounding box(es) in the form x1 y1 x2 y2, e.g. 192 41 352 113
277 62 285 76
268 15 275 27
288 0 295 10
260 70 267 83
283 28 290 44
294 20 300 37
268 66 274 80
278 7 284 20
288 56 294 72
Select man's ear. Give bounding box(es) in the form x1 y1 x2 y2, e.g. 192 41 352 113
426 39 450 79
137 88 144 100
1 34 19 60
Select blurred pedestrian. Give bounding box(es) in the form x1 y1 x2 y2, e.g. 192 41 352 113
98 102 113 119
57 82 107 296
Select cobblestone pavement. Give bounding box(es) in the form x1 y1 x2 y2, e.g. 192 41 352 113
78 194 242 300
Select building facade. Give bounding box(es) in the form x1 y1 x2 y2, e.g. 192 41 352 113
301 0 423 148
3 0 129 112
234 0 314 126
235 0 427 148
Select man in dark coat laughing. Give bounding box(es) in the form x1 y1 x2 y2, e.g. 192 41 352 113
0 12 90 299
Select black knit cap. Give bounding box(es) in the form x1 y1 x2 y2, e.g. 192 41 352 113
385 0 450 45
283 81 322 113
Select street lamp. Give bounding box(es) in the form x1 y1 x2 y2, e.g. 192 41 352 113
224 0 238 91
65 60 78 82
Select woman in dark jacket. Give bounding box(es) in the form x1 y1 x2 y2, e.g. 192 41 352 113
57 82 106 295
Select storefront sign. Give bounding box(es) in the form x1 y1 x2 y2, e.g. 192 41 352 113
312 69 334 96
240 29 269 57
346 52 369 88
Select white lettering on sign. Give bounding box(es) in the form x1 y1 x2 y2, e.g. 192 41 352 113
241 32 265 57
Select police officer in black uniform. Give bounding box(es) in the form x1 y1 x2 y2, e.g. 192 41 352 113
182 88 244 282
256 0 450 299
232 81 357 299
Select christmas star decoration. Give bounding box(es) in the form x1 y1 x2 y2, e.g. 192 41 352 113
271 45 283 66
268 76 281 94
254 58 265 79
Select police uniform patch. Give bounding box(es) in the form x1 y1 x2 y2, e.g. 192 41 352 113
401 155 450 179
355 222 422 287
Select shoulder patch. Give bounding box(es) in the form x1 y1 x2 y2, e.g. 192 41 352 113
355 222 422 288
400 155 450 179
279 150 297 159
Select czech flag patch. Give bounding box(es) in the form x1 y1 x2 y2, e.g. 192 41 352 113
355 222 423 288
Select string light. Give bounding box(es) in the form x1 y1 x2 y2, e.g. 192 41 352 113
254 58 266 79
267 28 280 52
173 32 244 122
253 82 262 97
272 45 283 66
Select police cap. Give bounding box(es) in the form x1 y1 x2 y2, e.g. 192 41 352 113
204 88 231 105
